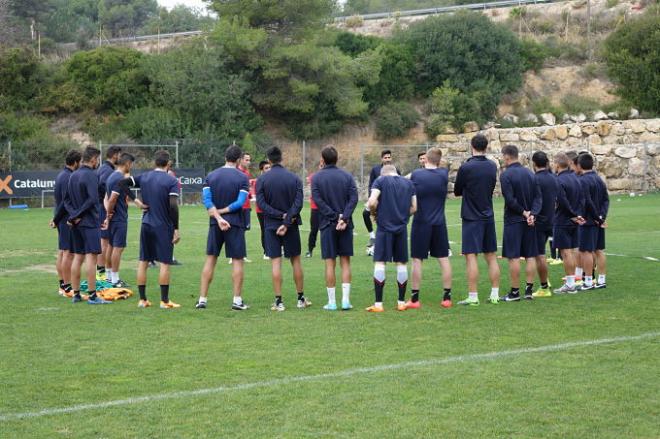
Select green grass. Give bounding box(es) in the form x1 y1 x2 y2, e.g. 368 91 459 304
1 194 659 438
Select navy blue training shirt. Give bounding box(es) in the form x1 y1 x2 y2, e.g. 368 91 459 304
554 169 583 226
594 173 609 220
64 165 100 228
410 167 448 226
372 175 415 233
97 160 115 203
106 170 130 224
133 169 179 228
500 162 542 225
368 164 400 190
256 164 303 230
534 169 558 229
454 155 497 222
53 167 73 225
579 171 606 225
311 164 359 230
204 166 250 228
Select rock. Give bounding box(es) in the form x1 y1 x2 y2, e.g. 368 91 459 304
500 132 519 142
624 120 646 133
607 111 619 119
436 134 459 143
523 113 539 124
567 137 584 147
483 121 500 129
562 114 572 123
608 178 632 191
645 119 660 133
540 113 556 126
591 144 612 155
599 158 624 178
588 134 602 145
629 108 639 119
484 127 499 141
628 158 646 176
638 132 660 143
570 113 587 123
540 128 557 141
488 140 501 152
582 125 597 136
463 121 480 133
596 121 612 137
611 123 625 136
569 125 582 138
601 136 621 144
647 144 659 156
614 146 637 159
443 126 457 134
519 131 538 141
592 110 608 121
503 113 519 124
448 143 468 153
555 125 569 140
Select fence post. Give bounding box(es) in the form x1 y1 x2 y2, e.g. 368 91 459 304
98 141 103 159
175 140 180 168
7 141 12 207
360 144 364 199
302 140 306 181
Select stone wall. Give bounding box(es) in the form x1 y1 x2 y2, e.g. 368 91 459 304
435 119 660 193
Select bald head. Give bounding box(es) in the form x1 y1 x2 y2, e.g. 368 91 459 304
381 164 397 176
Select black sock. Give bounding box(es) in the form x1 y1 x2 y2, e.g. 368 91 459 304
374 278 384 303
397 281 407 302
411 289 419 303
160 285 169 303
97 265 105 273
297 292 304 301
541 282 548 289
64 284 72 292
73 290 81 299
88 290 97 300
275 295 283 305
511 288 520 296
59 279 64 289
525 283 534 295
138 285 147 301
443 288 452 301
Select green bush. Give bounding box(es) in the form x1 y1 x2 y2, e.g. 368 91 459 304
122 106 188 142
604 12 660 114
561 94 601 115
0 112 50 142
424 81 489 137
374 102 419 140
0 48 42 111
520 38 549 72
530 97 563 119
362 41 415 108
334 31 380 57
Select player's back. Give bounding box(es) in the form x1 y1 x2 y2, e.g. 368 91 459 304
411 167 448 225
555 170 583 225
258 164 300 213
106 170 129 223
534 169 558 228
579 172 600 224
500 162 537 224
373 175 414 233
205 167 249 227
67 165 99 227
136 170 178 228
454 156 497 221
54 167 73 207
97 160 115 201
312 165 357 227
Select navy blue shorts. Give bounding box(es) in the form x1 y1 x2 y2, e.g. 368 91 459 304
553 225 578 250
206 226 246 259
374 229 408 263
264 226 301 258
502 222 539 259
579 225 599 252
596 227 605 250
320 227 353 259
99 209 110 240
57 222 72 252
139 223 174 264
535 227 553 256
108 221 128 248
461 220 497 255
71 226 101 255
411 222 449 259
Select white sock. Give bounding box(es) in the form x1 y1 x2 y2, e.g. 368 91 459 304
490 287 499 299
369 231 375 239
374 301 383 308
584 276 593 287
576 267 583 278
111 271 119 284
598 274 606 284
469 291 478 301
374 266 385 283
106 269 113 280
398 300 406 306
233 296 242 305
396 265 408 284
198 296 207 304
566 275 575 287
326 287 336 305
341 283 350 303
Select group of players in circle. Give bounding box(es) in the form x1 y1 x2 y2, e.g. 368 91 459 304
50 133 608 311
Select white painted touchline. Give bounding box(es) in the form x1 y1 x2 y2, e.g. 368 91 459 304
1 332 658 422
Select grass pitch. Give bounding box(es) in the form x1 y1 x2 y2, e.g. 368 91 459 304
0 194 659 438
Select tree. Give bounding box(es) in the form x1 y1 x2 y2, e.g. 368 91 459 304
98 0 158 37
141 5 215 35
604 11 660 114
399 12 524 98
207 0 337 38
0 48 42 110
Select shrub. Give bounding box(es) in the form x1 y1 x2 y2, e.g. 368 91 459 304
530 97 563 119
604 12 660 114
561 94 601 115
345 15 364 28
374 102 419 140
0 48 42 111
520 38 549 72
424 81 490 137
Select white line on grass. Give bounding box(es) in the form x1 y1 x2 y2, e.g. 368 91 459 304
1 331 658 422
